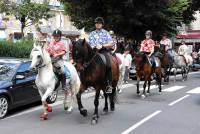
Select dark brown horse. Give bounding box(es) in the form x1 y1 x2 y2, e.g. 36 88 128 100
72 39 119 124
130 49 162 98
159 44 174 82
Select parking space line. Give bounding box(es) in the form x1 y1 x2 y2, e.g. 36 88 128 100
121 110 162 134
163 86 185 92
186 87 200 94
168 95 190 106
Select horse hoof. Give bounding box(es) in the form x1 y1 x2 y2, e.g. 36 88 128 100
117 89 122 94
65 106 73 113
103 108 108 112
137 92 140 95
110 107 115 111
141 94 146 99
91 118 98 125
47 106 52 112
158 92 162 95
80 109 87 117
40 113 48 120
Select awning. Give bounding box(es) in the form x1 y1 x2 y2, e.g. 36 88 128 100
177 30 200 39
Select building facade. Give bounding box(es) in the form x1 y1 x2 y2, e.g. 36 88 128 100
0 0 80 41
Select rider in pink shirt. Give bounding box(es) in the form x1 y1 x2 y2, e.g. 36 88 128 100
47 29 68 90
140 30 155 55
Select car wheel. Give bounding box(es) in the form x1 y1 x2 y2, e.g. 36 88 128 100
46 90 58 104
0 95 9 119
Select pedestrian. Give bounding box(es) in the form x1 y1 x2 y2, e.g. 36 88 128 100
88 17 114 93
123 48 132 84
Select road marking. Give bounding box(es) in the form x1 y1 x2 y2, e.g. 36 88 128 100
122 84 135 88
187 87 200 94
163 86 185 92
168 95 190 106
121 110 162 134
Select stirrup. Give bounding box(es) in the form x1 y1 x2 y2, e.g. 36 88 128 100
106 86 113 94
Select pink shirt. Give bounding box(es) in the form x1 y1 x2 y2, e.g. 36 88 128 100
140 39 155 53
47 41 66 56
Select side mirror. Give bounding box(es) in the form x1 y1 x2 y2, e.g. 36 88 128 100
15 74 25 80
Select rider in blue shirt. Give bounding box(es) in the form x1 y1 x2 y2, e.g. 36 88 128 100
88 17 113 93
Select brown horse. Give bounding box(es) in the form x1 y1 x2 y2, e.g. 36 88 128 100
131 50 162 98
159 44 174 82
72 39 119 124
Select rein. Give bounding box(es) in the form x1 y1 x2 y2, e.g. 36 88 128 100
83 52 98 69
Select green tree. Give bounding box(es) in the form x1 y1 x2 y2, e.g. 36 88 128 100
63 0 191 41
0 0 53 37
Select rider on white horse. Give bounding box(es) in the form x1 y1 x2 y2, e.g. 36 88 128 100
46 29 70 90
178 40 191 65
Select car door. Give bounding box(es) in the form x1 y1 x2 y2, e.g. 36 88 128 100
11 61 40 105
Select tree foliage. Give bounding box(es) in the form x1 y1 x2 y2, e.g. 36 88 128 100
0 0 52 36
63 0 193 41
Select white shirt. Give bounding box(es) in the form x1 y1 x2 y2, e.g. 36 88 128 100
178 44 188 55
123 53 132 68
160 38 172 51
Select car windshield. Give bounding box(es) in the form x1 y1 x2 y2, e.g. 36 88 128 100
0 63 18 81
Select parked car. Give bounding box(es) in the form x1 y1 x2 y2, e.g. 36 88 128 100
0 58 58 119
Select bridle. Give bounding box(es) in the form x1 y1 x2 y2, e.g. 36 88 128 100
32 49 48 69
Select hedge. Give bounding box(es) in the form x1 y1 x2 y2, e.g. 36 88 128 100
0 40 34 58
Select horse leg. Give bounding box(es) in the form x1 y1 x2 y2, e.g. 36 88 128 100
147 78 151 94
64 90 73 113
156 70 162 93
91 89 100 125
174 68 177 83
102 90 108 114
40 87 54 120
109 87 116 111
141 79 147 98
136 76 140 95
76 88 87 117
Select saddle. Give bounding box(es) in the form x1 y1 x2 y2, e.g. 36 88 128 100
180 55 188 65
53 65 71 79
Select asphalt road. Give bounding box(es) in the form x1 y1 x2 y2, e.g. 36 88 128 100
1 71 200 134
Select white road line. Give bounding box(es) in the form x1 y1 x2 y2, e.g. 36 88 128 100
122 84 135 89
5 84 135 119
163 86 185 92
187 87 200 94
168 95 190 106
121 110 162 134
6 100 63 119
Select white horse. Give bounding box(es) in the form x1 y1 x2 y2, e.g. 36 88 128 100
29 41 80 120
115 53 125 93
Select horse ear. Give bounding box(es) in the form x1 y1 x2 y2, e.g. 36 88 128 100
33 42 37 48
82 38 86 46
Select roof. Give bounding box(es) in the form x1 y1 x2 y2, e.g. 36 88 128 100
39 26 80 37
0 58 30 64
177 30 200 39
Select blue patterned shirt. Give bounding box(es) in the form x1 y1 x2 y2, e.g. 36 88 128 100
88 29 113 47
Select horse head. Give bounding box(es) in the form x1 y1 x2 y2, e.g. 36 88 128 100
29 41 50 70
72 39 94 71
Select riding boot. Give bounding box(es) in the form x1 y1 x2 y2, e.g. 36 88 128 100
60 74 68 91
106 69 113 94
